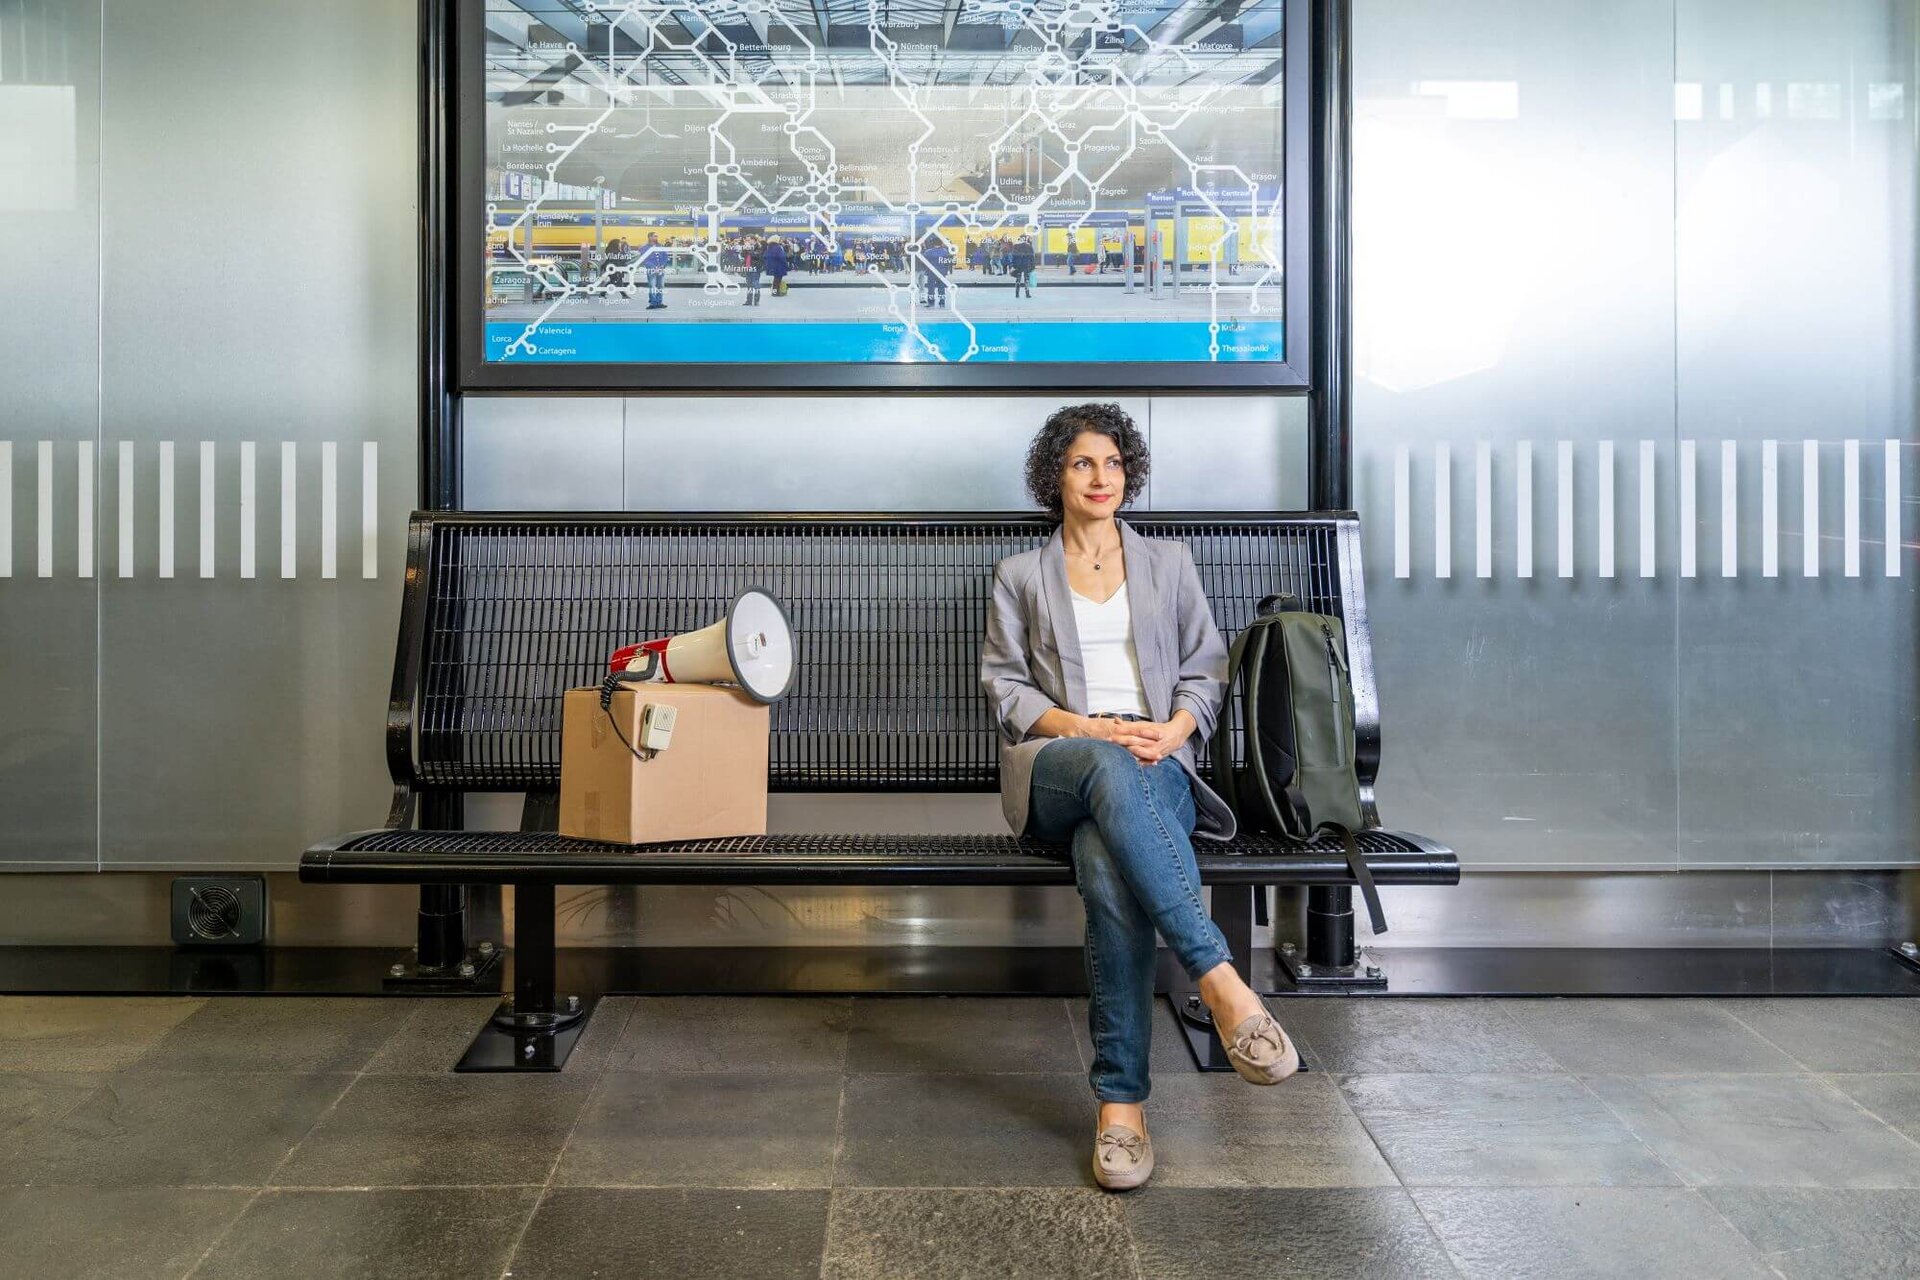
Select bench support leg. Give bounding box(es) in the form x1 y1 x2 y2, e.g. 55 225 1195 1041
455 883 592 1072
383 794 500 993
1276 886 1387 990
1171 885 1292 1072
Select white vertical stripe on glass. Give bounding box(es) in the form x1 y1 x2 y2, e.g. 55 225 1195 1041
1433 442 1451 579
1515 441 1533 579
1393 445 1410 579
1802 440 1820 577
1886 439 1901 578
36 441 53 578
321 442 338 580
118 442 134 578
76 441 93 579
1475 440 1492 578
1843 438 1860 577
1639 440 1656 578
1679 440 1697 578
1720 440 1737 578
158 441 175 579
281 443 297 579
1555 441 1573 579
0 441 10 577
361 442 378 580
240 442 257 580
1761 440 1779 578
199 442 215 579
1597 441 1615 579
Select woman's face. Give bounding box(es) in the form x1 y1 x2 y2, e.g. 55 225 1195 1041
1059 430 1126 522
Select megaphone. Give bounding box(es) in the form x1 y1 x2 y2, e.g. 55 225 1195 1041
606 588 796 704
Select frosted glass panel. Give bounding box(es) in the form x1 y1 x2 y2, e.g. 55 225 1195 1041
0 0 100 867
1352 0 1682 869
1673 0 1919 865
1353 0 1918 870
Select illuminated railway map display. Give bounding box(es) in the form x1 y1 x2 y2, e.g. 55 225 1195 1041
479 0 1290 369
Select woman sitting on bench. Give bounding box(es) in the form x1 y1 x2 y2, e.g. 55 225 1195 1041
980 402 1302 1192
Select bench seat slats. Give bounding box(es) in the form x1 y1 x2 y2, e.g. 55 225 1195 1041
304 828 1459 887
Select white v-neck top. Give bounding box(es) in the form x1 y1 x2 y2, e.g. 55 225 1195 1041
1069 581 1151 718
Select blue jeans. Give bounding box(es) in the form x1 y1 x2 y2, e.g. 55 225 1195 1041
646 268 666 306
1029 738 1235 1103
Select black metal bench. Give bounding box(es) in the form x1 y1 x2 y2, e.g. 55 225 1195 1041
300 512 1456 1070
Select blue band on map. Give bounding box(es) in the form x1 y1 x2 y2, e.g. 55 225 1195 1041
484 320 1285 364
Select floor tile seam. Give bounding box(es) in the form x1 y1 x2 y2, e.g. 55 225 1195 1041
835 1068 1089 1077
258 1064 369 1188
1810 1075 1920 1158
1715 1003 1820 1071
1396 1184 1471 1279
1677 1184 1796 1280
0 1182 272 1192
253 1182 558 1193
99 1001 213 1076
1482 995 1580 1072
541 1189 1121 1197
1306 1074 1415 1191
1062 997 1090 1074
827 1070 848 1190
1097 1185 1147 1280
178 1186 266 1280
495 1024 625 1280
1571 1068 1920 1155
1309 1065 1409 1185
1566 1072 1697 1191
491 1169 559 1276
841 1068 1090 1078
818 1152 844 1278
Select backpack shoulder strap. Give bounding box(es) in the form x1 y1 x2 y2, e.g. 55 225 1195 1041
1215 621 1268 820
1319 821 1387 936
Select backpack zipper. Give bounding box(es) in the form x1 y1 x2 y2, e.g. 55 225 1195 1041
1320 621 1348 765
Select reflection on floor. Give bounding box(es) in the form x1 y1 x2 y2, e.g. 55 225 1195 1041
1 993 1917 1278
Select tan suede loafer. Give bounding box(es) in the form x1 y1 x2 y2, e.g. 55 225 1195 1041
1092 1123 1154 1191
1222 1010 1301 1085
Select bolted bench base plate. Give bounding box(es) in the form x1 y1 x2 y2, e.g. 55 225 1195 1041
1171 993 1313 1074
455 995 595 1072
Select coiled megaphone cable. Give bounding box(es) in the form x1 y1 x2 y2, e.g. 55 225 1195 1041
599 652 660 763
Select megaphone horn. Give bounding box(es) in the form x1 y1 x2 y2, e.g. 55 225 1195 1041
606 588 796 705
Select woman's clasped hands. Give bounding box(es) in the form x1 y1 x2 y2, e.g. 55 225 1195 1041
1083 711 1196 764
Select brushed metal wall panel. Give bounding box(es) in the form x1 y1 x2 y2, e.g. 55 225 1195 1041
1147 396 1307 510
1672 0 1919 866
0 0 100 867
464 395 625 510
1351 0 1682 869
458 394 1306 512
0 868 1912 949
621 395 1150 512
94 0 416 867
1318 869 1920 950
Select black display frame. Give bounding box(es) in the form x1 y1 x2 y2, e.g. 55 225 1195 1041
444 0 1318 393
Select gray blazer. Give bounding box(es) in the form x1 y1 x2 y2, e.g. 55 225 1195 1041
979 519 1238 842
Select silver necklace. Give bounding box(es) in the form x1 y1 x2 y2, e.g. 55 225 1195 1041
1068 542 1119 571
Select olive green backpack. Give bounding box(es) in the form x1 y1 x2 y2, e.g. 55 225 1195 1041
1212 594 1386 934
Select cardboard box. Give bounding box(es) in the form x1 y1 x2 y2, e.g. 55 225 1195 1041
559 683 770 844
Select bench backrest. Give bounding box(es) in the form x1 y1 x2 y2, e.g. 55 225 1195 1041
392 513 1381 815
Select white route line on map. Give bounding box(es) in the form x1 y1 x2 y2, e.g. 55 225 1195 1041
494 0 1279 359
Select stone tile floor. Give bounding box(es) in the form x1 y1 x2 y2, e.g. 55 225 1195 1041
1 993 1918 1278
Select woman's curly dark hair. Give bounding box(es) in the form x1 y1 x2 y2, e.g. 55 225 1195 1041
1023 403 1150 518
